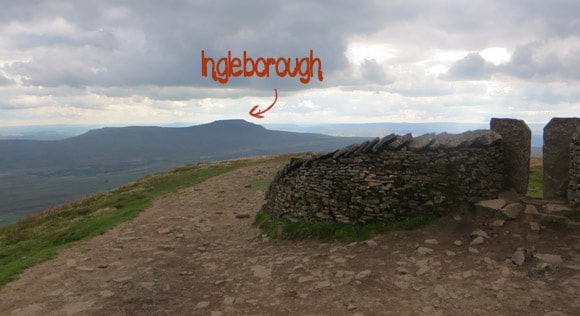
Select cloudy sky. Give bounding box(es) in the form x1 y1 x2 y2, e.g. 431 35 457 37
0 0 579 127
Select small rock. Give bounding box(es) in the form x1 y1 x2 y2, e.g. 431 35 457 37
534 253 563 265
544 311 570 316
196 301 210 309
416 266 430 276
393 280 410 290
529 222 541 232
251 265 272 278
235 214 251 219
417 247 434 255
244 184 252 188
66 259 77 267
453 240 463 246
355 270 372 280
424 239 439 245
139 282 155 290
364 240 378 247
347 304 357 311
156 227 171 234
112 276 133 283
314 280 331 289
492 219 505 227
468 247 479 254
501 203 523 219
100 290 114 298
97 264 109 269
512 248 526 266
298 276 315 283
445 250 456 257
471 228 490 239
223 296 236 305
470 236 485 245
396 267 409 275
75 266 94 272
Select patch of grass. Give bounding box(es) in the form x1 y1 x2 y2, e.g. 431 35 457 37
0 154 296 289
527 161 543 198
254 209 436 243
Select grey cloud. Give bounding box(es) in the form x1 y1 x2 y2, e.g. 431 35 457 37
442 53 493 81
0 74 13 85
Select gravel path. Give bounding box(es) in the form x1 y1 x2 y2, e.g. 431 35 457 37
1 161 579 315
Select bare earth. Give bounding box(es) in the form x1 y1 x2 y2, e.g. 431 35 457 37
1 161 580 316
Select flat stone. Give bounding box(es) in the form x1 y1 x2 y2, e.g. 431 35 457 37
453 240 463 246
112 276 133 283
445 250 456 257
61 300 95 315
75 266 94 272
417 247 434 255
139 282 155 290
471 229 490 239
100 290 115 298
223 296 236 305
475 199 507 215
468 247 479 254
396 267 410 274
156 227 171 234
298 276 315 283
530 222 541 232
196 301 210 309
416 266 430 276
492 219 505 227
501 203 523 219
512 249 526 266
424 239 439 245
251 265 272 278
469 236 485 245
314 280 331 289
534 253 563 265
543 204 574 216
355 270 372 279
544 312 570 316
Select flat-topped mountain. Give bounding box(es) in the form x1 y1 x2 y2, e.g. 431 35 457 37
0 119 367 170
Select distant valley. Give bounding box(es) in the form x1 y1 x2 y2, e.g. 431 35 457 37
0 120 368 225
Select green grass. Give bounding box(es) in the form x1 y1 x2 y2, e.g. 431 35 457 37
254 210 436 243
527 163 543 198
0 155 293 288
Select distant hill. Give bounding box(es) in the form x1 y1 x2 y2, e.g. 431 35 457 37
0 119 368 171
0 120 368 224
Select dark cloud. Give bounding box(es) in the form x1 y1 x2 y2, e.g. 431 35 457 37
0 74 13 86
442 53 493 81
0 0 390 89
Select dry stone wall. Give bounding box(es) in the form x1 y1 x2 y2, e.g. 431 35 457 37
264 130 506 225
490 118 531 194
544 117 580 199
569 127 580 208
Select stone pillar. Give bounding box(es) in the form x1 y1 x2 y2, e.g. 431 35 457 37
543 117 580 199
490 118 531 194
568 126 580 207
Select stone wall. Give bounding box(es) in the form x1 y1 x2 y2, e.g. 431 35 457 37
569 127 580 208
490 118 530 194
264 130 506 225
544 117 580 199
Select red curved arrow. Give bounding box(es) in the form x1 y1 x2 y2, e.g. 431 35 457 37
249 88 278 119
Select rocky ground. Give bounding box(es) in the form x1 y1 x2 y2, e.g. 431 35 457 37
1 160 580 315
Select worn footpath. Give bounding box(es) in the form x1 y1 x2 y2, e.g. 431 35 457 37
1 161 580 315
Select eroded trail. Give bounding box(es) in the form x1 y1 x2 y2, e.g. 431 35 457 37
1 161 580 316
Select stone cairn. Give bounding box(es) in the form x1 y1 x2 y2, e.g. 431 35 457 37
264 130 506 225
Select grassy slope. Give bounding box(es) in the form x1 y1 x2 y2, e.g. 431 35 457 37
0 155 291 288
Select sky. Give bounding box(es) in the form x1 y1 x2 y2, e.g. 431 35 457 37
0 0 579 127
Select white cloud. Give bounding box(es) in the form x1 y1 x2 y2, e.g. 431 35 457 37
0 0 579 126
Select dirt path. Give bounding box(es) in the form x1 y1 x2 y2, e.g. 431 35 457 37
1 161 580 315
